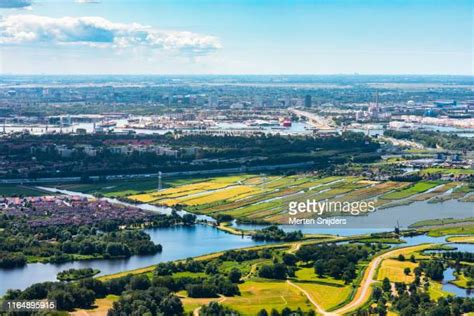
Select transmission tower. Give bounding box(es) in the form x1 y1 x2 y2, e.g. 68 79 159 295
158 171 162 191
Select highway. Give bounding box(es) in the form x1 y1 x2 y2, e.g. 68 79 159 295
0 161 315 184
289 108 335 130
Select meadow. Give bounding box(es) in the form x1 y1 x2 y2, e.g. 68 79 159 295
378 181 441 200
125 174 472 223
0 185 51 197
73 233 471 316
2 171 472 226
420 168 474 176
377 259 418 283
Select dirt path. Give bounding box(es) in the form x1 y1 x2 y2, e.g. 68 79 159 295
288 242 302 253
243 263 259 280
192 296 226 316
285 244 434 316
287 280 330 315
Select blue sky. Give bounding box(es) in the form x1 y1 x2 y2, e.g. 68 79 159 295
0 0 472 74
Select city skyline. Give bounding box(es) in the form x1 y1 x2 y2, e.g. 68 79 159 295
0 0 472 75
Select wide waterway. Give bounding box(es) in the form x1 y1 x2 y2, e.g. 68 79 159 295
0 225 268 295
1 193 473 295
443 268 474 298
0 226 472 296
233 199 474 235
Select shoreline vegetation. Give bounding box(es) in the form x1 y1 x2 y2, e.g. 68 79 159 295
2 171 473 224
1 210 472 315
57 268 101 281
1 170 473 315
72 236 470 316
1 170 472 268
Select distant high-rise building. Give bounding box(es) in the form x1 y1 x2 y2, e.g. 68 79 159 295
208 95 218 107
285 95 291 107
304 95 312 107
254 96 263 107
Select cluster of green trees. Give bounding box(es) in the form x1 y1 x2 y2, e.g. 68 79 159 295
4 273 185 314
296 244 371 283
186 274 240 298
0 212 194 265
461 265 474 281
61 229 162 257
220 248 273 262
256 307 316 316
199 302 317 316
0 252 27 268
252 225 303 242
57 268 100 281
442 251 474 263
199 301 239 316
384 130 474 151
155 258 205 276
419 260 445 281
1 224 162 263
154 258 242 298
258 263 293 280
108 280 183 316
5 280 97 311
360 276 474 316
3 132 380 179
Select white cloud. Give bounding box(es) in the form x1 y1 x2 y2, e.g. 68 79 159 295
0 14 222 55
75 0 100 4
0 0 32 8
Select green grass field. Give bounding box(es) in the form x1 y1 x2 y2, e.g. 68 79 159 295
410 217 474 228
380 181 441 200
292 281 352 311
223 280 313 315
425 224 474 237
428 281 455 301
218 259 272 276
420 168 474 176
0 185 51 197
9 172 469 226
446 235 474 244
106 174 472 223
55 176 212 197
294 267 346 286
450 273 473 289
180 279 315 315
377 259 418 283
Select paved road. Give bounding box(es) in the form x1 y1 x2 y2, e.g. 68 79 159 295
329 255 383 315
289 108 334 130
330 244 434 315
289 244 434 315
0 162 314 184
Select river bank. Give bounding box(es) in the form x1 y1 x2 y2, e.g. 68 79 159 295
1 185 473 297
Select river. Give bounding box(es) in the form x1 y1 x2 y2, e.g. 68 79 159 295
0 226 472 297
233 199 474 235
442 268 473 298
0 225 267 295
1 192 473 296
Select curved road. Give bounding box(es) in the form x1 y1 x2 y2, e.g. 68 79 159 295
290 244 433 315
